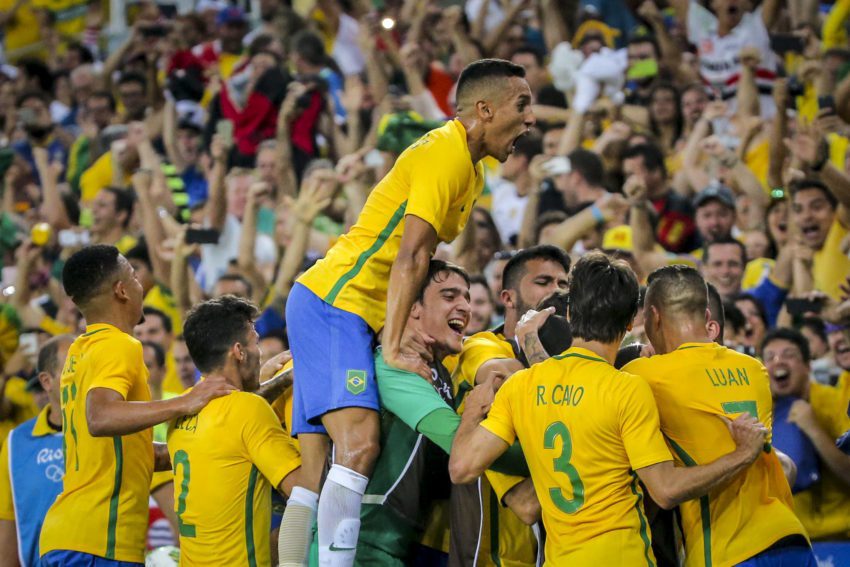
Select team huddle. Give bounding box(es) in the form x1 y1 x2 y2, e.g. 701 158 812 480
27 59 818 566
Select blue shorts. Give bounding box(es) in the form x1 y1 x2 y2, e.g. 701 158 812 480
286 283 379 436
736 545 816 566
42 550 142 567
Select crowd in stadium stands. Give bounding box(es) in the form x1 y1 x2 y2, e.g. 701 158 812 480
0 0 848 565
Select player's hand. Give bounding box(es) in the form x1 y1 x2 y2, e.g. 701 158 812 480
724 414 767 465
465 382 497 419
385 329 434 380
259 350 293 384
516 307 553 346
787 399 818 435
180 375 237 415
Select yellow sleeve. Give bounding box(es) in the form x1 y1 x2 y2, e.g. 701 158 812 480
39 315 72 336
150 469 173 492
0 440 13 521
618 375 673 470
823 0 850 50
79 152 113 203
89 339 145 399
405 143 469 235
480 375 519 446
485 469 524 504
240 394 300 487
3 379 37 423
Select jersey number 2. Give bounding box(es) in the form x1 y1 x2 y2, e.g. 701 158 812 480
174 450 196 537
544 421 585 514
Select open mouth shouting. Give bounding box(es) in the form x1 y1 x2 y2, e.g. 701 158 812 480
448 316 467 336
770 367 791 392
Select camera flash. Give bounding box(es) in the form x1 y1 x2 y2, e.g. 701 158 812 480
381 17 395 30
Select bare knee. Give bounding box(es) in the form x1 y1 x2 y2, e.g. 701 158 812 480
324 408 381 476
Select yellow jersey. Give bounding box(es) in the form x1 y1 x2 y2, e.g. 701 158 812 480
167 388 299 567
0 377 39 446
298 119 484 331
33 0 88 39
0 0 42 60
793 381 850 539
481 347 672 565
454 330 538 567
40 324 153 563
813 218 850 302
624 343 807 566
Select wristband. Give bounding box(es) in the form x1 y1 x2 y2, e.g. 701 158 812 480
590 204 606 225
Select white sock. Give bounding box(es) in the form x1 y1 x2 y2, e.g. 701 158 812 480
278 487 318 567
317 464 369 567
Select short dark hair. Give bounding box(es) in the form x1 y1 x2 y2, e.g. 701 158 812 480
704 237 747 265
37 334 73 376
125 240 152 272
537 289 569 316
615 343 644 369
469 274 491 294
622 143 667 177
117 71 147 91
723 300 746 335
734 293 768 328
645 265 708 318
456 59 526 104
568 149 605 187
142 340 166 368
789 179 838 210
502 245 571 292
512 44 544 66
514 130 543 161
568 252 640 343
627 34 661 59
416 260 471 303
535 211 568 243
15 89 50 109
291 30 327 66
215 273 253 299
104 187 134 228
143 306 172 334
62 245 122 307
67 41 95 63
761 327 811 364
706 282 725 341
183 296 260 373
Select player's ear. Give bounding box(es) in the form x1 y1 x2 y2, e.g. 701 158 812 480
476 100 493 121
500 289 515 309
706 320 720 342
231 342 245 362
114 279 127 301
410 302 423 320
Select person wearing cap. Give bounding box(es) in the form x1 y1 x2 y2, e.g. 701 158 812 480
162 99 207 220
0 335 72 567
692 182 737 248
191 5 247 80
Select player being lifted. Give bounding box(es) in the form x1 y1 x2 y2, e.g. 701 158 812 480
449 252 768 565
279 59 535 566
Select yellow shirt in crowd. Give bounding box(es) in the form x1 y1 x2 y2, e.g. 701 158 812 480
167 387 299 567
624 343 807 566
813 218 850 302
298 119 484 332
481 347 672 565
40 324 153 564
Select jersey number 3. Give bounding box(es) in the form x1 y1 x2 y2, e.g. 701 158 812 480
544 421 585 514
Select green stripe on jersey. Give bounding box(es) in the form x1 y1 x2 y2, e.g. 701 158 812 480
245 466 259 567
629 473 655 567
667 437 712 567
324 200 407 304
106 437 123 559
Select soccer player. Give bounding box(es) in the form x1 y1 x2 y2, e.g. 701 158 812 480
451 245 569 566
167 296 301 566
0 335 72 566
281 58 535 565
449 252 767 565
39 245 233 566
623 266 812 566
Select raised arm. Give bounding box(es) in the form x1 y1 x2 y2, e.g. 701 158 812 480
768 80 789 189
162 99 185 171
237 182 271 305
205 135 229 232
539 193 627 251
636 414 766 509
33 148 71 230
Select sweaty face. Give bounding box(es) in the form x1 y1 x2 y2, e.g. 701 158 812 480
695 201 735 243
417 272 471 356
763 339 809 398
467 282 494 335
702 243 744 298
485 76 535 163
792 188 835 250
512 259 569 317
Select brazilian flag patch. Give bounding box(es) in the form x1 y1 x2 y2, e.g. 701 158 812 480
346 370 367 395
